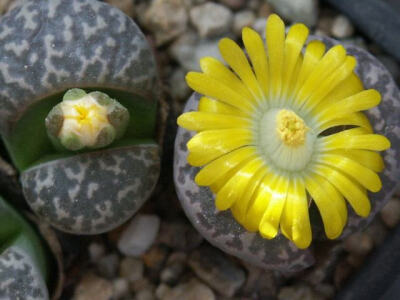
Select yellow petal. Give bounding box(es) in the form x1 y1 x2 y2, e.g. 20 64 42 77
318 154 382 192
290 40 325 101
186 72 254 112
321 129 391 151
300 56 356 114
316 89 381 127
259 175 290 239
219 38 263 101
321 72 364 106
215 157 265 210
265 14 285 99
195 146 257 186
314 164 371 217
242 27 269 98
326 149 384 172
317 112 373 133
187 128 253 166
293 45 347 109
280 178 312 248
231 166 269 225
305 172 347 239
244 172 278 231
198 97 247 117
200 57 255 102
177 111 251 131
282 23 309 100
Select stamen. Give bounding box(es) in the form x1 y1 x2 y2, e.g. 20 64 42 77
276 109 308 147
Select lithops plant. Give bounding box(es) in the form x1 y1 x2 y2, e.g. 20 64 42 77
0 0 162 234
174 14 400 271
0 196 50 300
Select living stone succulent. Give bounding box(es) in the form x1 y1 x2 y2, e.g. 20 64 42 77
0 0 163 234
174 28 400 271
0 196 50 300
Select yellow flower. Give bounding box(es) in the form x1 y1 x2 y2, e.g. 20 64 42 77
177 14 391 249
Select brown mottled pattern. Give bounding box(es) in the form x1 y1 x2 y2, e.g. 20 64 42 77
21 145 160 234
0 0 158 136
0 247 48 300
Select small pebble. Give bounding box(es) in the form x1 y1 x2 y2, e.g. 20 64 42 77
135 289 156 300
334 260 353 288
144 0 188 46
258 2 274 18
88 242 105 262
188 246 246 297
112 278 130 299
142 244 170 278
119 257 144 283
344 232 374 256
218 0 246 10
278 284 322 300
267 0 318 27
118 214 160 257
331 15 355 39
380 198 400 228
251 18 267 36
162 279 216 300
155 283 171 299
190 2 233 38
346 253 366 268
364 219 388 246
168 68 192 102
97 253 119 279
233 10 256 36
160 253 187 284
73 273 113 300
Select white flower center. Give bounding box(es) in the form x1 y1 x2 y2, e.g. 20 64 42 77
257 108 317 172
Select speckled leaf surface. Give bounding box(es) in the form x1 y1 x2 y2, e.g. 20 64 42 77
21 144 160 234
0 0 158 137
174 41 400 271
0 246 48 300
174 93 314 272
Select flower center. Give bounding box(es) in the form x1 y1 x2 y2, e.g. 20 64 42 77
257 108 316 172
276 109 308 147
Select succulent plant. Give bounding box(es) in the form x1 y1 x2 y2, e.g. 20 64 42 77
0 196 50 300
0 0 163 234
174 15 400 271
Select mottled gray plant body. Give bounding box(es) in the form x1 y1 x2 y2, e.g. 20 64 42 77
0 0 158 137
0 247 48 300
174 40 400 271
22 145 160 234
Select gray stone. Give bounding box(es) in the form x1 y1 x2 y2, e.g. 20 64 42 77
188 246 246 297
88 242 106 262
73 273 113 300
119 257 144 282
112 278 130 299
233 10 256 36
190 2 233 38
218 0 246 10
144 0 188 46
278 284 323 300
331 15 354 39
380 198 400 228
135 289 156 300
344 232 373 256
157 220 203 250
170 31 224 71
251 17 267 36
155 283 171 299
169 68 192 102
162 279 216 300
267 0 318 27
160 252 187 284
241 264 277 299
118 214 160 257
97 253 120 279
